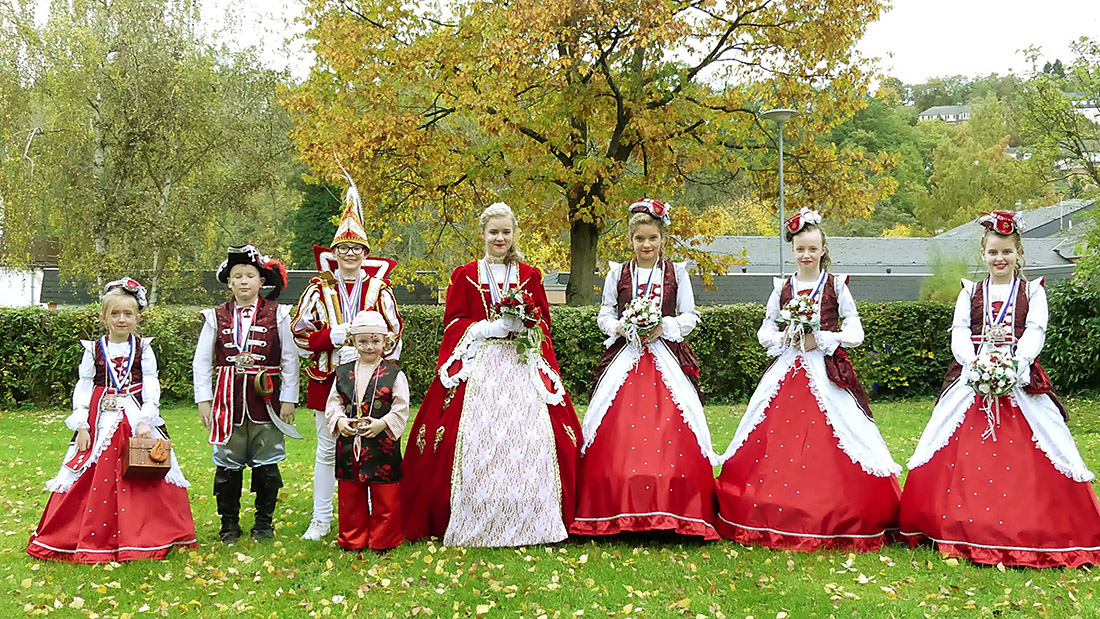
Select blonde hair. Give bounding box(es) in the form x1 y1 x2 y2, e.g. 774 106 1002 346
628 211 666 237
787 224 831 273
479 202 524 264
99 288 142 329
981 228 1026 277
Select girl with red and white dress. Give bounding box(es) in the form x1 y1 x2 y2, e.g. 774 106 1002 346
715 208 902 552
27 279 196 563
401 202 582 547
900 211 1100 568
571 199 720 540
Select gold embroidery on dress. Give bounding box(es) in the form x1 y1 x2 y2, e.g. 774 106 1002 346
434 426 445 451
563 425 577 447
416 425 427 454
443 386 456 409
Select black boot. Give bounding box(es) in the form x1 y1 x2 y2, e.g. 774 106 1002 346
250 464 283 541
213 467 243 543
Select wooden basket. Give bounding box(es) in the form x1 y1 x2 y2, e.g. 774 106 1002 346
122 437 172 480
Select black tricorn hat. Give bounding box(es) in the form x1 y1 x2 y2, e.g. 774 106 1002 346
215 244 289 301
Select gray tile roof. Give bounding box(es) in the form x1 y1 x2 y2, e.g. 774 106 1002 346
934 199 1096 240
918 105 971 117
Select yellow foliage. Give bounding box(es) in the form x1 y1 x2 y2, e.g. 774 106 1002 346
286 0 891 303
881 223 917 238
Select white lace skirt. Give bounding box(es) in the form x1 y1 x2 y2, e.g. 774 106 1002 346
444 341 567 547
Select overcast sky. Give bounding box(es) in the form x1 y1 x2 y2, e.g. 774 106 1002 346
203 0 1099 85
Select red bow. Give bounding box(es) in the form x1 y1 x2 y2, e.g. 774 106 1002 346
978 210 1022 235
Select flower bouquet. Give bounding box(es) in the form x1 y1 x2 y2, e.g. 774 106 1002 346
964 351 1018 440
620 297 662 345
776 293 819 349
495 287 544 362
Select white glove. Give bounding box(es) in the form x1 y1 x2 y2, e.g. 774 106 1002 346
1015 357 1032 388
329 323 349 347
501 314 524 333
475 319 511 340
338 345 358 364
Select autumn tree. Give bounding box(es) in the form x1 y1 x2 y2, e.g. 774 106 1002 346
287 0 896 304
0 0 298 302
1017 38 1100 190
912 94 1050 233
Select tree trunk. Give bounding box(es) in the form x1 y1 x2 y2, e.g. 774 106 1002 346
566 216 599 306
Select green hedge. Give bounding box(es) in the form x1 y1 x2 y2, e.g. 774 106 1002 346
1 279 1094 407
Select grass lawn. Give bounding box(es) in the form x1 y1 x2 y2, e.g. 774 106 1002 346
3 398 1100 618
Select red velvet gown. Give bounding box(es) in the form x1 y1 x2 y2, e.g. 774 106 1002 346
400 261 582 546
900 278 1100 568
715 274 902 552
27 338 196 563
571 260 719 540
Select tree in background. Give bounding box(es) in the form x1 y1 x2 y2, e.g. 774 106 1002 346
912 94 1051 233
0 0 298 303
287 0 896 304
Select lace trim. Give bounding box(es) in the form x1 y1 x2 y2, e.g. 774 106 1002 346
440 326 565 406
906 378 971 470
716 356 790 462
45 411 124 493
648 342 718 465
717 350 901 477
800 355 901 477
445 344 567 547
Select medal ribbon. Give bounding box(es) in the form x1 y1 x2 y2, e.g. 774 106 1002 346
337 274 364 320
232 304 253 352
631 260 660 300
98 335 136 392
482 259 512 307
983 277 1019 340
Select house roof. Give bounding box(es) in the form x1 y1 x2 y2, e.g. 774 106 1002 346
918 105 971 117
934 199 1096 240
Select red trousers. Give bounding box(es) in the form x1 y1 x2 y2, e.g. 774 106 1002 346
337 481 403 551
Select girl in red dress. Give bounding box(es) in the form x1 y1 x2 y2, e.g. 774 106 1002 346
900 211 1100 568
715 208 902 552
401 203 582 547
27 279 196 563
571 199 720 540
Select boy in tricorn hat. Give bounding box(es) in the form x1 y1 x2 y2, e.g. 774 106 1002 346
193 244 300 543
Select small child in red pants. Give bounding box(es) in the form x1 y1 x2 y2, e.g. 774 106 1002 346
325 310 409 551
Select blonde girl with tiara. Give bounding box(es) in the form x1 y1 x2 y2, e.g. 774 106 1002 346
900 211 1100 567
401 202 582 547
27 279 196 563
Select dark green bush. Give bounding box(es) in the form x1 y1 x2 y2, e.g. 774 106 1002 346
1 280 1092 407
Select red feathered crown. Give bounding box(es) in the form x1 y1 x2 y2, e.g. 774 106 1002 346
977 210 1024 235
629 198 672 226
216 244 289 301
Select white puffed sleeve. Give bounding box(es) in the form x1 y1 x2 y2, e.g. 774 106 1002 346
382 371 411 440
816 275 864 355
65 342 96 431
137 337 164 427
758 279 786 356
1015 279 1048 386
950 280 978 366
659 262 699 342
277 305 301 404
192 309 217 403
597 263 624 340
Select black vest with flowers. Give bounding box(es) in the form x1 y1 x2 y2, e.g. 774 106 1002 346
332 359 403 483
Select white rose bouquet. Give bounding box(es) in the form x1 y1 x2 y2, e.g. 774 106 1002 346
965 351 1018 440
619 297 662 345
776 293 819 350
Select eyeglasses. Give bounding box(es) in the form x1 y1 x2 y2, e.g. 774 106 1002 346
335 245 366 256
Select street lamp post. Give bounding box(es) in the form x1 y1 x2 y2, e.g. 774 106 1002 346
760 108 798 277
